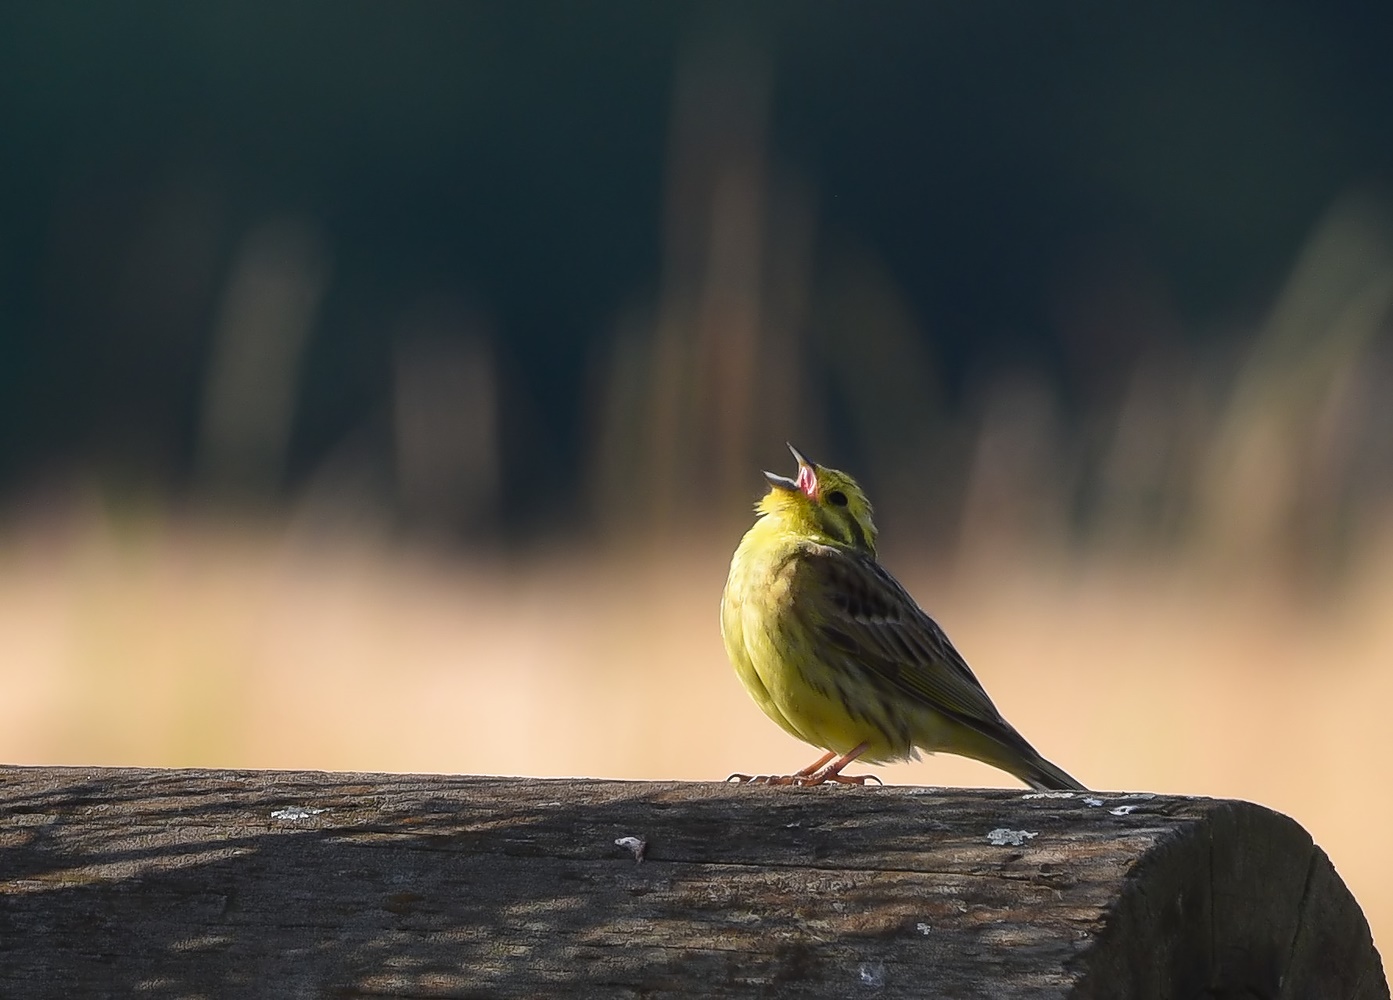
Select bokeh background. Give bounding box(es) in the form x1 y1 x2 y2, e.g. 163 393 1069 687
3 2 1393 955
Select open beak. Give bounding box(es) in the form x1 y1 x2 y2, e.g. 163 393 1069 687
763 442 816 493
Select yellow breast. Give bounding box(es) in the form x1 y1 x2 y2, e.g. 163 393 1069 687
720 518 899 759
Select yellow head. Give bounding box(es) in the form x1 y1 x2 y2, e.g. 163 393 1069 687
759 443 878 556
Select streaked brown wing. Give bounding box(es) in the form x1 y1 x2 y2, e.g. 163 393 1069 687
792 542 1021 740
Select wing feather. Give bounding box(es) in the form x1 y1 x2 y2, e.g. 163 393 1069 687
791 542 1034 752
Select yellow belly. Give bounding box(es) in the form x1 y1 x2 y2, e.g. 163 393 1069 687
720 528 908 762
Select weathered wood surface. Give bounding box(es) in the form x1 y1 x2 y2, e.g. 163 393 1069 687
0 767 1384 999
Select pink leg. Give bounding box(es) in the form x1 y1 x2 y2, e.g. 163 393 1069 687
798 742 874 786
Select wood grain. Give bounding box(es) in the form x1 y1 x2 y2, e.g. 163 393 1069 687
0 767 1384 998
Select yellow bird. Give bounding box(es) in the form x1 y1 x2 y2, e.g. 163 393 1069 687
721 444 1084 790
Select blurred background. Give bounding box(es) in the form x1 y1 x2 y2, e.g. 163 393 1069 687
3 1 1392 954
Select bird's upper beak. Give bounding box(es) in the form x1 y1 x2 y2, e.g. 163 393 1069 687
763 443 817 495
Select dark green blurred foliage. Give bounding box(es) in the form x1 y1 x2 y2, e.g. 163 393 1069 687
2 2 1391 554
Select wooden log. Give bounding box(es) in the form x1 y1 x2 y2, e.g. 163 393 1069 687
0 766 1384 998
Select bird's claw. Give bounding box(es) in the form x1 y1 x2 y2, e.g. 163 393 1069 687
822 771 883 786
803 770 881 786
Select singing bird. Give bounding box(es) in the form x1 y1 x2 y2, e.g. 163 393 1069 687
721 444 1084 790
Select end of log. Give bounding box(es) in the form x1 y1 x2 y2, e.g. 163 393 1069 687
1076 796 1385 999
0 766 1385 998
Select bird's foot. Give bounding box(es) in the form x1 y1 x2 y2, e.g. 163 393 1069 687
728 744 878 787
725 770 882 787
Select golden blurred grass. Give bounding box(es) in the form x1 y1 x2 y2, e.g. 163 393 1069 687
1 513 1390 957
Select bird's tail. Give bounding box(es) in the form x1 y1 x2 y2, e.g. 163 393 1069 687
1014 753 1087 792
948 719 1088 791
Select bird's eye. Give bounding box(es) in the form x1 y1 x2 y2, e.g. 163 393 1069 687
827 490 849 507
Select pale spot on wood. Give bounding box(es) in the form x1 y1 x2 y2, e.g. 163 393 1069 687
987 828 1039 846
